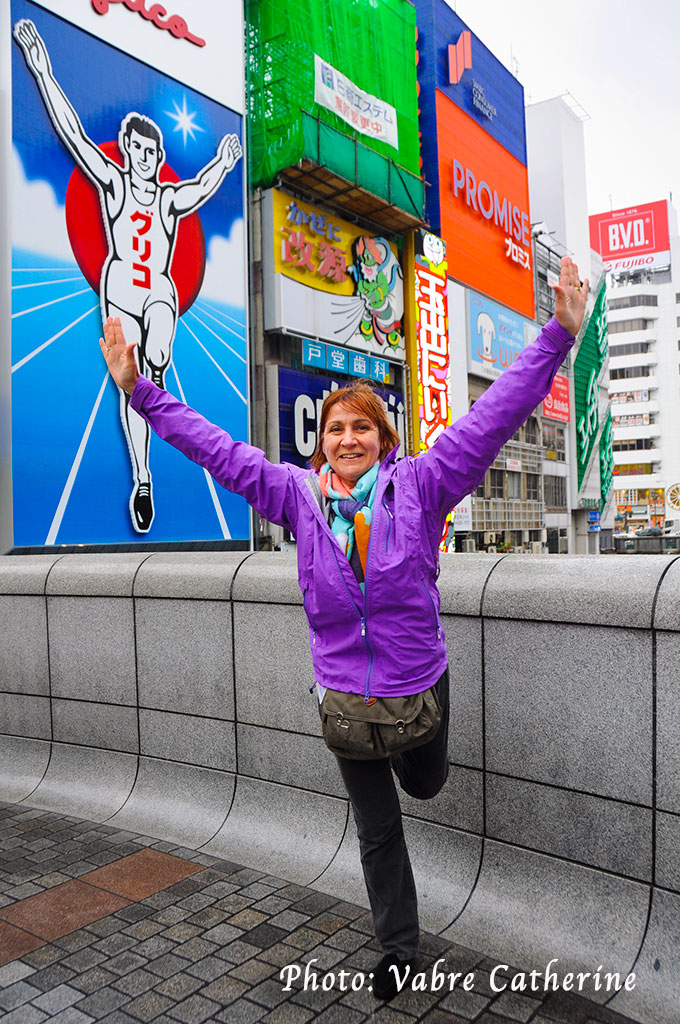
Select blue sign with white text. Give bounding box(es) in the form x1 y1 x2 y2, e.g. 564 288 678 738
278 368 405 469
303 338 326 369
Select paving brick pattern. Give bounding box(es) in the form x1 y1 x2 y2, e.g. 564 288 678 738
0 802 639 1024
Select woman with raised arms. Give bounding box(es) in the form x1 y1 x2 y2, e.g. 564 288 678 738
100 256 588 1001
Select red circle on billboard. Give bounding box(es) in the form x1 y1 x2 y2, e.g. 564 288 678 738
64 141 205 315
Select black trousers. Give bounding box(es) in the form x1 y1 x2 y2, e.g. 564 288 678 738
334 669 450 959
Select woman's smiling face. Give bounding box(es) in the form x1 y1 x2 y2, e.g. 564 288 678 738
323 403 381 486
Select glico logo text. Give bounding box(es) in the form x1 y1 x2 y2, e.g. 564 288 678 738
452 158 530 247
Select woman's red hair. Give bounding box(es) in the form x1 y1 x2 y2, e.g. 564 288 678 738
310 380 401 471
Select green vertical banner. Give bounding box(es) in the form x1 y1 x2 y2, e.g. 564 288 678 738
599 409 614 513
574 279 608 490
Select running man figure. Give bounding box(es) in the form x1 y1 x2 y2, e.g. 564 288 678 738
14 18 242 532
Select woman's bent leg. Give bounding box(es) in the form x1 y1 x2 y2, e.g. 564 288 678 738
390 668 450 800
335 754 419 959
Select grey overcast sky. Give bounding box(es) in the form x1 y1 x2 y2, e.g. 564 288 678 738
448 0 680 218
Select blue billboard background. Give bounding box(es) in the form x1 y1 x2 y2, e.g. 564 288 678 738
467 291 538 377
278 368 405 469
11 0 248 546
414 0 527 233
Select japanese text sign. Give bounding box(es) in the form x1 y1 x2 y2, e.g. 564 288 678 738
414 231 451 451
314 54 398 150
574 279 608 489
542 374 570 423
263 188 405 361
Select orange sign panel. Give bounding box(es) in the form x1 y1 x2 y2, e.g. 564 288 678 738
436 90 535 319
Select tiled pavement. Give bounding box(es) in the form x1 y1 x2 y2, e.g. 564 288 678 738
0 802 640 1024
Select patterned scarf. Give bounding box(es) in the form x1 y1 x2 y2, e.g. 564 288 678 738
318 462 378 581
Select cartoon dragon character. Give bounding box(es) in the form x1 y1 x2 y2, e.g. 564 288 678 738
348 236 403 351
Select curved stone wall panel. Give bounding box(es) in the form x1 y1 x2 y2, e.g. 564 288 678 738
437 552 506 617
106 757 234 848
135 597 235 719
48 596 137 706
133 551 251 600
486 774 652 881
233 603 316 731
443 840 649 1003
311 818 367 909
652 555 680 631
481 552 672 628
609 888 680 1024
0 735 50 803
0 596 49 695
202 776 347 884
442 614 483 769
46 552 151 597
398 765 483 835
484 619 653 804
403 818 482 933
656 630 680 815
25 744 137 821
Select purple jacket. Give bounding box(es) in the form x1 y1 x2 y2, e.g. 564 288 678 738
131 317 574 699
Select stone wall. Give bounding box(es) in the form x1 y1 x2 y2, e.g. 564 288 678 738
1 551 679 1024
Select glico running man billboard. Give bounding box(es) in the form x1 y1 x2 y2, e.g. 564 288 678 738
10 0 248 545
415 0 534 319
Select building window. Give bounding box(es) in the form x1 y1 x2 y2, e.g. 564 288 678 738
610 389 649 404
613 413 653 427
613 438 653 451
526 473 540 501
609 295 658 310
608 319 651 334
544 475 567 508
507 472 521 499
613 463 653 477
543 421 566 461
609 341 650 356
610 365 651 380
524 417 539 446
490 468 504 498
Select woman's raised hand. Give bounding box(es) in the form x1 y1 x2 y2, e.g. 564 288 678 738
552 256 589 337
99 317 139 395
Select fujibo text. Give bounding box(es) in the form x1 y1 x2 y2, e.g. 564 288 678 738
279 957 636 995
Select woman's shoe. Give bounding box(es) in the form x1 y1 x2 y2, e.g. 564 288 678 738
371 953 415 1000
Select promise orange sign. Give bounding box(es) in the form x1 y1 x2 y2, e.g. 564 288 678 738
436 91 534 319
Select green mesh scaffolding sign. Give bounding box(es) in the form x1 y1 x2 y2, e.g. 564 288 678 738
574 279 608 490
246 0 423 214
599 409 614 513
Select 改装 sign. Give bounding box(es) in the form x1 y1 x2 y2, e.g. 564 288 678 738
10 0 248 546
413 231 451 450
467 290 538 380
574 278 608 490
277 367 405 469
262 188 405 361
589 200 671 273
